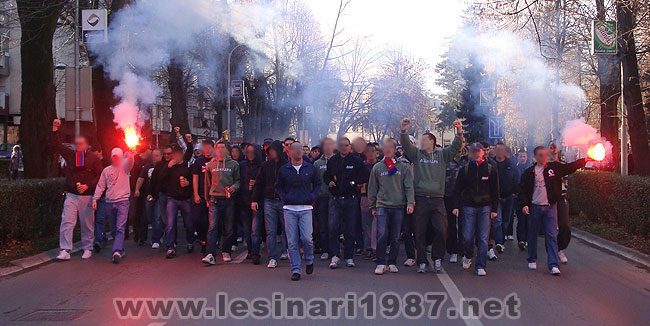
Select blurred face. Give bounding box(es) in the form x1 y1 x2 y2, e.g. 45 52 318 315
245 146 256 161
268 148 279 160
162 148 172 162
535 148 548 166
469 149 484 161
352 138 366 153
216 144 229 159
231 148 241 160
495 144 507 159
111 154 122 166
322 139 335 156
419 134 434 151
151 149 162 163
193 149 202 158
74 136 89 152
518 152 527 164
171 151 183 163
290 143 303 161
337 139 351 155
382 142 396 159
202 144 214 157
365 146 379 161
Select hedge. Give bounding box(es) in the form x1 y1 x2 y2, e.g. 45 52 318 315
568 171 650 238
0 159 9 179
0 178 66 245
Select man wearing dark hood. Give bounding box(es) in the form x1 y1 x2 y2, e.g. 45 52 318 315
238 144 264 264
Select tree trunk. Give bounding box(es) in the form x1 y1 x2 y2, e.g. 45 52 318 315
167 59 190 134
596 0 621 171
617 0 650 175
16 0 66 178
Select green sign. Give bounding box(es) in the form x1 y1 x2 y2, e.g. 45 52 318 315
592 20 617 55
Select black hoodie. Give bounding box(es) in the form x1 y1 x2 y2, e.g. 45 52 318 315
238 144 263 205
252 141 287 203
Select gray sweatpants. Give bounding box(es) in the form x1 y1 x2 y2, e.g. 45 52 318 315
59 193 95 251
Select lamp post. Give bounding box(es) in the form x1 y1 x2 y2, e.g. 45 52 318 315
74 0 80 138
226 44 244 137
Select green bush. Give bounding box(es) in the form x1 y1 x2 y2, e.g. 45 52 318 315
0 178 66 245
568 171 650 238
0 159 9 179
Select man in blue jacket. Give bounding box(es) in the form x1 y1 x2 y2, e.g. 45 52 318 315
275 141 321 281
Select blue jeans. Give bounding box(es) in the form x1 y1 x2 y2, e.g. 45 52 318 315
284 209 314 274
375 207 404 265
461 206 491 270
527 204 560 270
263 199 287 260
106 200 130 254
94 197 108 247
149 194 167 245
328 197 358 259
165 197 195 250
492 195 514 245
240 206 263 256
316 197 330 254
207 198 235 256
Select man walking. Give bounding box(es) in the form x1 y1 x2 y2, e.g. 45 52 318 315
51 119 103 261
252 141 288 268
275 142 321 281
192 140 214 254
368 139 414 275
238 144 263 263
519 146 587 275
451 143 499 276
491 142 519 258
400 118 464 273
515 149 531 250
313 138 335 261
92 148 134 263
202 141 240 265
324 137 369 269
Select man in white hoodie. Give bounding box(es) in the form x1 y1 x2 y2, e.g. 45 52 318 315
92 148 134 264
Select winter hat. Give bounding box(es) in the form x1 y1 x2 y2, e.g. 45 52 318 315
111 148 124 159
384 157 397 175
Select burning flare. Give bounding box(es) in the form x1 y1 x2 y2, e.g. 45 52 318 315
587 142 606 161
124 127 140 149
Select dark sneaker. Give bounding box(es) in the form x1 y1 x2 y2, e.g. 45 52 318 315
518 241 526 251
252 256 261 265
291 273 301 281
112 252 122 264
93 244 102 253
166 249 176 259
306 264 314 275
187 244 194 253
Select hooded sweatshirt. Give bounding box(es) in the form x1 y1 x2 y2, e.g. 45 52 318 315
204 156 240 199
313 154 333 198
367 157 415 210
93 153 134 203
238 144 263 205
399 130 464 198
252 141 287 202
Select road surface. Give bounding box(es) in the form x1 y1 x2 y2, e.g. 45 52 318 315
0 226 648 326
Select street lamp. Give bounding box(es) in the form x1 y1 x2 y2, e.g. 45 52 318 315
226 44 245 137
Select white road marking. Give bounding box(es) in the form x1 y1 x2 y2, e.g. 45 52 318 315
146 322 166 326
429 257 483 326
231 251 248 264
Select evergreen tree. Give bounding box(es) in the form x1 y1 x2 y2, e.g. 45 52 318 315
457 53 488 143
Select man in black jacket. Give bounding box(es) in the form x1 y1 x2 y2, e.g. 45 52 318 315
519 145 587 275
51 119 104 261
324 137 369 269
251 141 288 268
452 143 499 276
491 142 520 257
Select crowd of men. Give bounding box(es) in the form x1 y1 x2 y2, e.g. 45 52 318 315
50 117 590 281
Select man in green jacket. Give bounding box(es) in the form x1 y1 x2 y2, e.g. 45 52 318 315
400 118 464 273
368 139 415 275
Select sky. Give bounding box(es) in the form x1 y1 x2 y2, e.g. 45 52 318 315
305 0 468 93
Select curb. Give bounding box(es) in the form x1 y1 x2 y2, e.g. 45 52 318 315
572 228 650 269
0 242 83 278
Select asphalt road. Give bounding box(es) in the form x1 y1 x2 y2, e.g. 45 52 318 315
1 225 649 326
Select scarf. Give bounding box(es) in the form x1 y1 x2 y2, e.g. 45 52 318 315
384 157 397 175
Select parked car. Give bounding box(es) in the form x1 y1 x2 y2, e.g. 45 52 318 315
0 143 18 159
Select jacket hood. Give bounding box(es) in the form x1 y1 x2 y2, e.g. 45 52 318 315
266 140 286 163
246 144 264 167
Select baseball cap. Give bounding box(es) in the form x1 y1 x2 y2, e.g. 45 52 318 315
263 138 274 145
469 142 484 151
111 148 124 158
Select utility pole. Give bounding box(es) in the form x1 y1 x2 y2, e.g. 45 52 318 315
74 0 80 138
226 43 244 137
620 64 628 176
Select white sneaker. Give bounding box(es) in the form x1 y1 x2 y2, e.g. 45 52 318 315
329 256 340 269
417 263 427 273
222 252 232 262
433 259 442 272
151 242 160 249
280 253 288 260
56 250 71 261
496 244 505 253
477 268 487 276
558 250 568 264
202 254 216 265
488 248 498 260
267 259 278 268
387 264 399 273
403 258 416 267
550 266 561 275
374 265 386 275
449 253 458 263
346 259 355 267
462 257 472 269
81 250 92 259
528 262 537 270
320 252 329 260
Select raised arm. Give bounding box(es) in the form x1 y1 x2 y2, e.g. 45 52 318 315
441 121 465 164
399 118 419 162
50 119 74 159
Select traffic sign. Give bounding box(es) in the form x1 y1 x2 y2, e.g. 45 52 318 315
231 80 244 97
489 116 504 139
81 9 107 43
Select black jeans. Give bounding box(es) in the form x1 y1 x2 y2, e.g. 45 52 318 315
328 197 358 259
444 196 461 255
316 197 331 254
515 196 527 243
557 197 571 250
415 196 447 263
192 199 209 243
401 212 416 259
